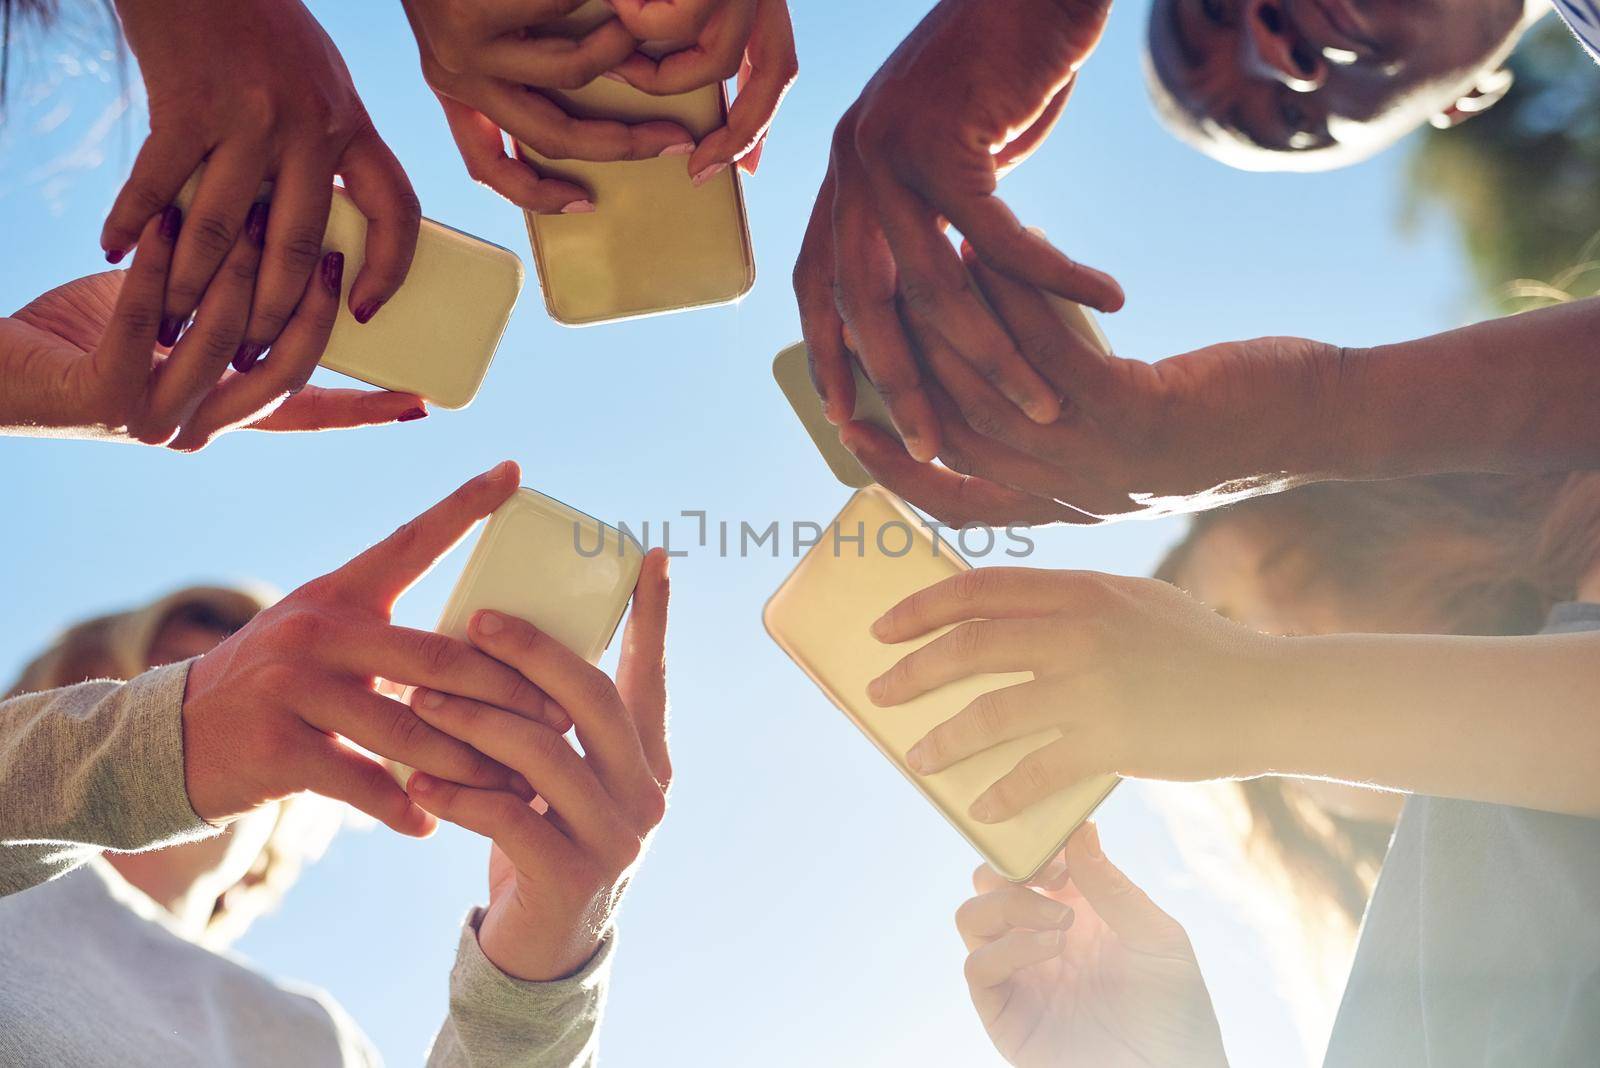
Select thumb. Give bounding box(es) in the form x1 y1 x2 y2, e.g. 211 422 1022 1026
1065 823 1190 955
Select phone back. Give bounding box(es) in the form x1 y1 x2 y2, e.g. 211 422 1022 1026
515 4 754 325
437 488 643 662
763 487 1117 881
174 173 523 409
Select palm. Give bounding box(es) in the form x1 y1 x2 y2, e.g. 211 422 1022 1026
12 271 127 355
988 886 1216 1068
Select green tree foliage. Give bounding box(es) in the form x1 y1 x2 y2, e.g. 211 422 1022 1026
1404 17 1600 310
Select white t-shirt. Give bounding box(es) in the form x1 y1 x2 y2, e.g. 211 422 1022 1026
1553 0 1600 59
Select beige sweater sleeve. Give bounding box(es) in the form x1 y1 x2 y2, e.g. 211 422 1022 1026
0 660 218 897
427 909 615 1068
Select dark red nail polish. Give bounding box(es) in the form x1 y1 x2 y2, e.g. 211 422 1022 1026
105 248 126 265
232 342 265 374
397 407 428 423
245 202 269 247
353 299 383 324
321 251 345 298
160 205 182 243
157 315 185 348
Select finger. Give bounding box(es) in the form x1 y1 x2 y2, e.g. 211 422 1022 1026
871 568 1090 644
1061 823 1192 954
613 0 754 96
240 151 333 354
339 123 423 325
144 202 268 438
499 83 695 164
92 207 181 409
408 692 628 851
304 684 522 791
839 422 1082 527
246 387 427 433
994 80 1075 174
685 0 796 178
866 618 1053 707
611 0 723 40
793 174 854 423
904 306 1054 453
302 733 435 837
964 927 1066 993
955 886 1076 950
167 250 345 450
161 145 268 333
617 550 672 790
480 17 637 88
867 176 1060 424
906 678 1066 775
407 773 577 869
101 129 206 262
347 624 568 731
966 251 1112 403
466 610 657 809
328 461 520 608
831 149 940 460
437 93 590 213
948 194 1123 314
971 735 1098 824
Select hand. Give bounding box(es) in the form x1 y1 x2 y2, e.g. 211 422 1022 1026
404 549 673 981
2 211 424 449
958 824 1228 1068
105 0 420 345
868 568 1279 824
612 0 798 184
844 254 1343 524
794 0 1123 461
181 462 569 836
402 0 696 213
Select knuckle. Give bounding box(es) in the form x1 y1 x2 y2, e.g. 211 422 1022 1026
416 632 463 677
275 225 326 274
233 86 281 134
960 400 1008 441
637 786 668 828
950 621 987 660
575 667 619 715
184 212 238 259
898 277 942 318
966 693 1006 742
1013 753 1053 796
951 569 992 604
123 181 171 220
272 606 328 653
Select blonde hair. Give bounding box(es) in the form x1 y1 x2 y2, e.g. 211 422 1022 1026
1153 471 1600 1043
7 585 341 942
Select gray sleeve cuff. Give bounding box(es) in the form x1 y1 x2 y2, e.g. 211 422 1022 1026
0 659 218 897
427 909 614 1068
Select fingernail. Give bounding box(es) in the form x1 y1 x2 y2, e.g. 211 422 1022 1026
971 796 998 824
866 676 887 703
397 407 427 423
475 610 505 636
1043 899 1072 925
560 200 595 214
104 248 126 265
1086 821 1103 859
231 342 265 374
691 162 728 187
245 201 269 247
160 205 182 242
657 142 694 158
601 70 627 82
1024 397 1058 424
157 315 186 348
869 615 890 640
1035 929 1063 949
323 253 346 300
906 743 931 774
1058 906 1076 930
416 689 444 711
408 771 436 794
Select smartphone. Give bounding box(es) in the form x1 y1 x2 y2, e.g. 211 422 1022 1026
763 487 1117 881
514 2 755 326
175 173 524 410
772 297 1112 489
389 488 643 786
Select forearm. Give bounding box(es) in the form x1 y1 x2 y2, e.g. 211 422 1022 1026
0 662 217 896
1330 297 1600 481
427 910 613 1068
1254 631 1600 816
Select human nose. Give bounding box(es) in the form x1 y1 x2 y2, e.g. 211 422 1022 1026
1240 0 1327 91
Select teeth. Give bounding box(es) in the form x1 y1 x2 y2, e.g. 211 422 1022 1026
1322 45 1359 64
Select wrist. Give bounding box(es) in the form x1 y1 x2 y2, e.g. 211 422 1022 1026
1228 634 1321 779
477 903 606 983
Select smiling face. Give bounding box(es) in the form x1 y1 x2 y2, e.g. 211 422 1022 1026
1145 0 1531 170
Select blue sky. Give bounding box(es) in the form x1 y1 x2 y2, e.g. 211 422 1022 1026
0 1 1486 1065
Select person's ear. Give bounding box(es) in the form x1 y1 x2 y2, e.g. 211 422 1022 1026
1429 67 1514 129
